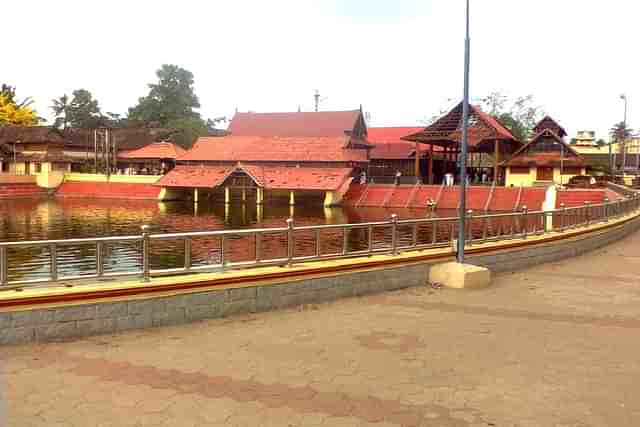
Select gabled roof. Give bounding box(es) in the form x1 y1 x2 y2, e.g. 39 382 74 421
401 102 519 152
504 129 585 167
533 116 567 138
178 136 368 163
156 164 353 191
119 142 187 160
368 127 442 159
228 110 365 138
0 126 67 145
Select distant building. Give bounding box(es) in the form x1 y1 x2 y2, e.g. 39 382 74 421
574 130 597 147
504 117 586 187
158 110 371 205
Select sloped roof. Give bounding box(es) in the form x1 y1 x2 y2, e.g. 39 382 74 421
119 142 187 160
402 102 519 151
0 126 67 145
179 136 368 163
64 128 168 151
368 127 425 159
155 165 232 188
505 129 585 167
533 116 567 138
228 110 363 137
156 164 353 191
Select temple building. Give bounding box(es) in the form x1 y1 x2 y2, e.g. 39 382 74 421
157 110 371 205
367 127 445 182
402 102 520 185
0 126 72 175
504 117 586 187
117 141 186 175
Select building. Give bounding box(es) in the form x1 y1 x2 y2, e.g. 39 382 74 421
0 126 72 175
117 141 186 175
573 130 596 147
402 102 520 185
504 117 586 187
367 127 440 182
157 110 371 205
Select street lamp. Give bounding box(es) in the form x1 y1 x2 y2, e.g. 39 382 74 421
457 0 471 263
621 94 628 173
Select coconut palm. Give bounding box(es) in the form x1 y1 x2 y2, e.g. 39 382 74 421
51 94 71 129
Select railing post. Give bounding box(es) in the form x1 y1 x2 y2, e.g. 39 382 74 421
466 210 473 243
431 220 438 245
220 236 227 269
603 197 609 223
0 246 8 286
315 229 322 258
256 232 263 262
584 201 590 226
49 243 58 282
411 223 418 248
286 218 294 267
560 203 566 231
141 225 150 282
521 206 528 239
96 242 104 277
367 224 374 255
391 214 398 256
184 237 192 271
342 227 349 256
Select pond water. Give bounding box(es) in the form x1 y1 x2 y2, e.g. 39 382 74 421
2 197 463 283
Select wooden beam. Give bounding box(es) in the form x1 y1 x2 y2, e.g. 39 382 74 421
494 139 500 184
428 144 434 184
414 142 420 179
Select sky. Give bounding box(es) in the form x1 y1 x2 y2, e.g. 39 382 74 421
4 0 639 140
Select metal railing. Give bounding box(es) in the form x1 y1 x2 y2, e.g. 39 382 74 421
1 194 640 288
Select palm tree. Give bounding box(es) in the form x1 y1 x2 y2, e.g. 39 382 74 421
50 94 71 129
610 121 633 170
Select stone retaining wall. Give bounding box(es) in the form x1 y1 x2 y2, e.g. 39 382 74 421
2 215 639 345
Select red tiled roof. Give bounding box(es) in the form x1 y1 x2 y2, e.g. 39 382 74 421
505 129 585 167
179 136 368 163
119 142 187 160
155 165 233 188
228 111 362 137
156 164 353 191
368 127 426 159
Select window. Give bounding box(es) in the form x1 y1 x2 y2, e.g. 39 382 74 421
35 163 42 173
510 166 530 175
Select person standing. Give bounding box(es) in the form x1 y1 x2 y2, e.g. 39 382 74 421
394 170 402 185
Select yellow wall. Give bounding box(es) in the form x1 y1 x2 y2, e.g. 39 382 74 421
505 167 586 187
64 173 161 184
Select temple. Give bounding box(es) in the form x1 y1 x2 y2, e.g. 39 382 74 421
402 102 520 185
504 117 586 187
157 110 370 205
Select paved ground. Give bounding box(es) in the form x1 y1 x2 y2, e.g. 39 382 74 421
3 232 640 427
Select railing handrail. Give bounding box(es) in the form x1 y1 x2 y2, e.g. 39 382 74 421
1 193 639 287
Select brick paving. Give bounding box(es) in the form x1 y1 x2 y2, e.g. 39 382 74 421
3 232 640 426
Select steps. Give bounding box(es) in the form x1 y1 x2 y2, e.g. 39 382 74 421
385 186 414 208
488 187 520 211
556 190 607 208
518 188 546 211
356 185 394 207
407 186 441 208
0 184 49 198
56 182 161 200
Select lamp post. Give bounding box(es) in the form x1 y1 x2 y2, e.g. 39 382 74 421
457 0 471 263
621 94 628 174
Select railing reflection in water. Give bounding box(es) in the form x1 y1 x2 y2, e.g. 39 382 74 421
2 195 639 288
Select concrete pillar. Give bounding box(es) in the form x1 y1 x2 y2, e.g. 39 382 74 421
256 188 264 205
242 188 247 202
224 203 229 222
225 187 230 204
194 188 199 203
289 191 295 206
257 204 264 223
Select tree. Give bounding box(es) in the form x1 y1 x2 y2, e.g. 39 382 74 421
51 89 102 129
477 92 544 142
51 94 71 129
127 64 210 148
609 121 633 142
0 84 40 126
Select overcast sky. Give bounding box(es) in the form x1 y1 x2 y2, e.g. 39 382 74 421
5 0 638 139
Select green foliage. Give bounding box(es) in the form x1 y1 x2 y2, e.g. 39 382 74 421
51 89 102 128
127 64 214 148
477 92 544 142
596 139 607 146
609 121 633 142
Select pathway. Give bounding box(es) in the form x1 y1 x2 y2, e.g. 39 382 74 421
3 231 640 426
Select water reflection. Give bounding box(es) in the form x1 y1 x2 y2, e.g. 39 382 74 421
1 198 440 282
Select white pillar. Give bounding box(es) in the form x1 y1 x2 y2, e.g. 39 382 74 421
289 191 295 206
194 188 199 203
225 187 230 204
